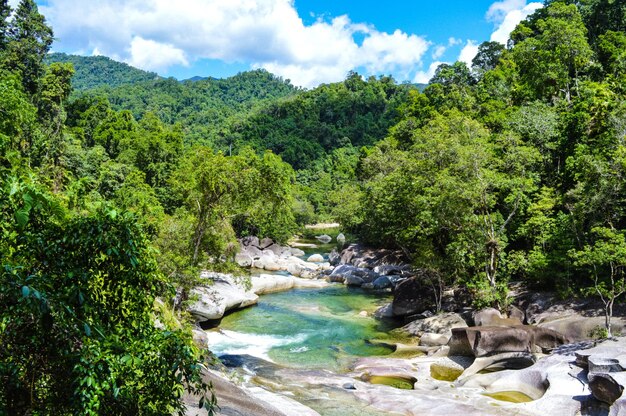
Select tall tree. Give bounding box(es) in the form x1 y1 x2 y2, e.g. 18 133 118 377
0 0 10 50
4 0 53 95
511 2 593 101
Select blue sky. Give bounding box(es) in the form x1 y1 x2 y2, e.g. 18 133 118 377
26 0 542 87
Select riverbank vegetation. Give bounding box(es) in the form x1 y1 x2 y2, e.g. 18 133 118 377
2 0 626 412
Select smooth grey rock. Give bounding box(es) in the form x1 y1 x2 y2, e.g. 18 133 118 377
315 234 332 244
240 244 263 259
336 233 346 244
374 303 394 319
391 276 436 317
373 265 405 276
460 352 536 378
235 252 253 267
188 276 258 322
259 237 274 249
473 307 522 327
402 312 468 337
420 332 450 347
241 236 260 247
345 275 364 287
372 275 392 289
508 305 526 323
449 326 568 357
192 328 208 349
330 264 357 276
307 254 324 263
588 354 625 374
290 247 306 257
328 248 341 266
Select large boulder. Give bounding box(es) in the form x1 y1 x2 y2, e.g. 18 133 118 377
241 236 260 247
239 244 263 259
448 326 568 357
345 275 365 287
473 307 523 327
401 312 468 338
589 373 626 404
188 276 258 322
420 332 450 347
251 274 329 295
538 313 626 342
374 303 394 319
372 275 392 290
307 254 324 263
259 237 274 249
328 248 341 266
235 252 254 267
391 277 436 317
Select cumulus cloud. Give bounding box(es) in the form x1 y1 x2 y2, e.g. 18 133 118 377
413 61 444 84
487 0 543 45
458 40 479 67
39 0 431 87
432 45 446 60
128 36 188 72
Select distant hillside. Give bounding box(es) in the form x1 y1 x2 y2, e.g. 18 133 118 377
85 69 300 145
45 52 160 90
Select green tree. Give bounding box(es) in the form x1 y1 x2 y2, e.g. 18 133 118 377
472 41 506 79
3 0 53 95
571 227 626 337
511 2 593 101
0 0 10 50
0 176 214 414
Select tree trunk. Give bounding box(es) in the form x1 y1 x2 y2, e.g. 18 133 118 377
607 300 614 338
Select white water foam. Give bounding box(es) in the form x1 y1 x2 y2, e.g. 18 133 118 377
206 329 308 361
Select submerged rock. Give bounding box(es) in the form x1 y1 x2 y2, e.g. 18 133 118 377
315 234 332 243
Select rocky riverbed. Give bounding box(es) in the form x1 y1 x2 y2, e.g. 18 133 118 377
185 235 626 416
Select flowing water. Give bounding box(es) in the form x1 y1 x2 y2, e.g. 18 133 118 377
207 285 397 371
207 233 411 415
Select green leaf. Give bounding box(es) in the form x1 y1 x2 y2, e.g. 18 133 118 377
15 208 30 227
84 323 91 337
21 285 30 298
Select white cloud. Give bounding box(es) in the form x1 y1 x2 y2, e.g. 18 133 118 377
458 40 479 67
360 29 430 74
486 0 527 23
432 45 446 60
487 1 543 45
128 36 188 72
39 0 431 88
413 61 444 84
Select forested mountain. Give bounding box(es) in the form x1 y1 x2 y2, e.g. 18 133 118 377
45 52 159 90
87 69 300 145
